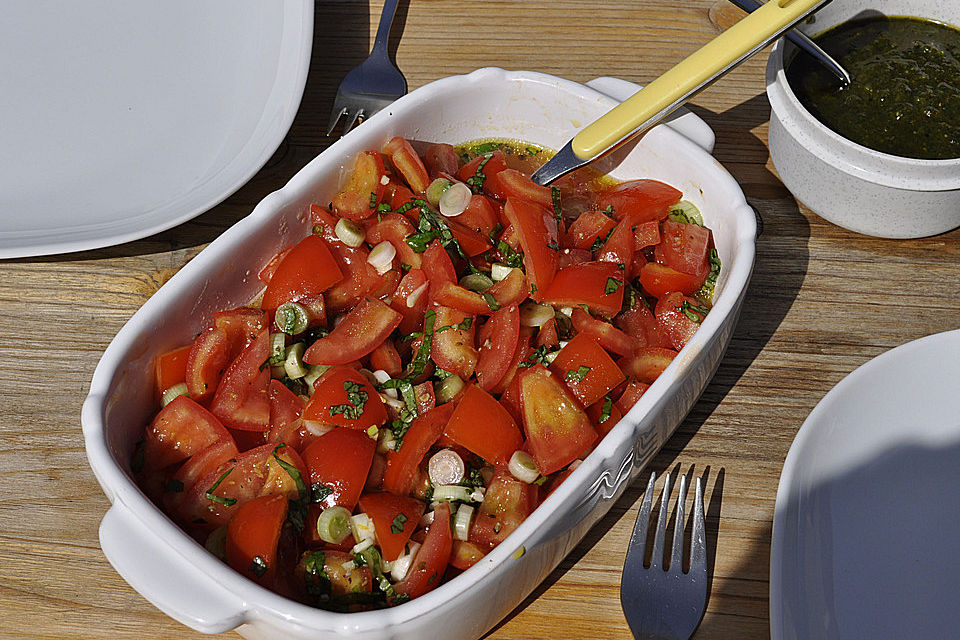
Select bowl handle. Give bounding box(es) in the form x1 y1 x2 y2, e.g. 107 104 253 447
585 77 716 154
99 502 247 634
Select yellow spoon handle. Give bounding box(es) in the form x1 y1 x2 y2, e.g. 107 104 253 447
571 0 828 159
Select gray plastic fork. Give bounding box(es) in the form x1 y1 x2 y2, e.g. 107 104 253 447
621 472 708 640
326 0 407 136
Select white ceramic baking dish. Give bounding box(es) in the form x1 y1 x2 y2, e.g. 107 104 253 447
82 68 756 639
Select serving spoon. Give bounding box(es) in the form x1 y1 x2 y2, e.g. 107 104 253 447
532 0 834 186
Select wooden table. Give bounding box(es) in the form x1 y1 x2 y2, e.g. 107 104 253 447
3 1 958 638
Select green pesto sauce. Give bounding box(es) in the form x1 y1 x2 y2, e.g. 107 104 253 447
785 16 960 160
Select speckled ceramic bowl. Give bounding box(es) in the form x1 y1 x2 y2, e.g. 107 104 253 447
766 0 960 238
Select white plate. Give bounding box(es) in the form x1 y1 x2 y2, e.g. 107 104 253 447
0 0 312 259
771 330 960 640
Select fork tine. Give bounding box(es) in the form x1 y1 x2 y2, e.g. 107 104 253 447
326 105 347 137
690 476 706 572
621 472 656 594
339 108 363 137
670 472 688 571
650 472 671 570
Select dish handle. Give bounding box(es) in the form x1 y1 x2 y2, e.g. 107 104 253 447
99 502 247 634
585 77 716 154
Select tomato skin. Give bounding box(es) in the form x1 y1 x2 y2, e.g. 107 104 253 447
260 235 343 312
266 379 305 448
185 308 267 404
619 347 678 384
301 427 376 511
486 267 528 308
457 151 508 199
496 168 553 208
518 365 598 475
475 305 521 392
586 396 623 438
447 218 493 257
615 296 673 348
430 304 478 380
539 261 624 317
358 492 425 561
450 539 486 570
383 136 430 194
598 179 681 224
369 340 402 378
210 329 272 431
566 209 616 250
144 395 231 471
615 378 650 414
594 218 634 274
332 151 387 221
163 437 239 516
458 194 499 237
570 307 639 357
536 318 560 349
444 384 523 466
226 493 288 586
421 240 457 297
390 268 429 335
432 281 489 316
382 403 455 496
393 502 453 599
633 220 661 250
654 291 705 351
258 247 290 285
154 345 191 396
423 143 459 177
469 470 534 550
303 297 402 366
303 366 387 429
366 213 422 270
502 198 560 297
490 326 532 396
548 332 626 408
658 220 711 280
638 261 705 297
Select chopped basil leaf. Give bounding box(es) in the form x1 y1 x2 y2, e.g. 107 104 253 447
311 482 334 503
565 365 592 382
518 344 553 368
329 380 369 421
303 550 331 598
369 192 378 208
390 513 408 534
551 186 563 224
599 395 614 423
546 241 560 252
697 248 721 302
482 292 501 311
205 468 237 506
604 277 622 295
590 226 616 252
249 555 268 577
679 300 709 323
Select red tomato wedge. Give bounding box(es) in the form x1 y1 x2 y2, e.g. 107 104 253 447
143 395 231 471
266 379 305 448
469 469 535 549
594 217 633 273
458 194 499 237
619 347 679 384
548 333 626 408
517 365 598 475
260 235 343 312
475 304 520 391
444 384 523 465
457 150 508 199
496 168 552 208
423 143 459 177
390 268 430 335
358 492 425 562
185 308 267 404
570 307 640 357
597 179 681 224
430 304 478 380
633 220 661 250
421 239 457 295
502 197 559 296
658 220 711 279
301 427 376 510
332 151 387 220
303 298 402 366
226 493 288 586
539 261 624 317
615 378 651 414
367 213 422 270
586 396 623 438
450 539 486 570
303 366 387 429
654 291 707 351
383 137 430 194
638 261 705 297
210 329 272 431
382 403 455 496
154 345 191 396
566 209 616 250
163 437 239 517
393 502 453 600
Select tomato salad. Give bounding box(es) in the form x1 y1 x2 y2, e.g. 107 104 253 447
134 137 721 611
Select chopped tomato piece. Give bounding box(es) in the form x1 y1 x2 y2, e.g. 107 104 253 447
638 261 705 297
570 307 639 356
383 136 430 194
154 345 191 396
303 366 387 429
654 291 707 351
210 329 272 431
163 438 239 517
432 281 489 316
390 268 429 335
301 427 376 511
447 217 493 257
502 198 559 296
185 308 267 404
598 179 681 224
548 332 626 408
615 296 673 348
226 493 287 586
586 396 623 438
298 549 372 600
619 347 679 384
457 150 508 199
658 220 711 280
358 492 425 561
303 297 402 366
475 304 520 392
143 395 231 471
331 151 387 220
594 217 633 274
369 340 402 378
444 384 523 466
458 194 499 237
615 378 651 414
393 502 453 599
260 235 343 312
539 261 624 317
382 403 455 496
633 220 661 250
421 239 457 296
430 304 478 380
450 539 486 570
423 143 459 177
517 365 598 475
496 168 552 208
566 209 616 250
470 470 534 549
366 213 422 270
266 379 305 447
486 267 528 308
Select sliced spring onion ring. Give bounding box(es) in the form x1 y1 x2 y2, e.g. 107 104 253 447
668 200 703 226
268 332 286 364
428 449 465 486
276 302 309 335
204 525 228 560
350 512 377 547
439 181 471 217
490 263 513 282
508 450 540 483
302 363 329 394
432 484 476 503
434 374 464 404
284 342 308 379
460 272 494 292
160 382 189 408
389 540 421 582
367 241 396 275
454 504 474 541
316 506 352 544
426 177 452 207
335 217 365 247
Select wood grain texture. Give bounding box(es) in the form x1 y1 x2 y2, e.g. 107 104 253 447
1 1 958 638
